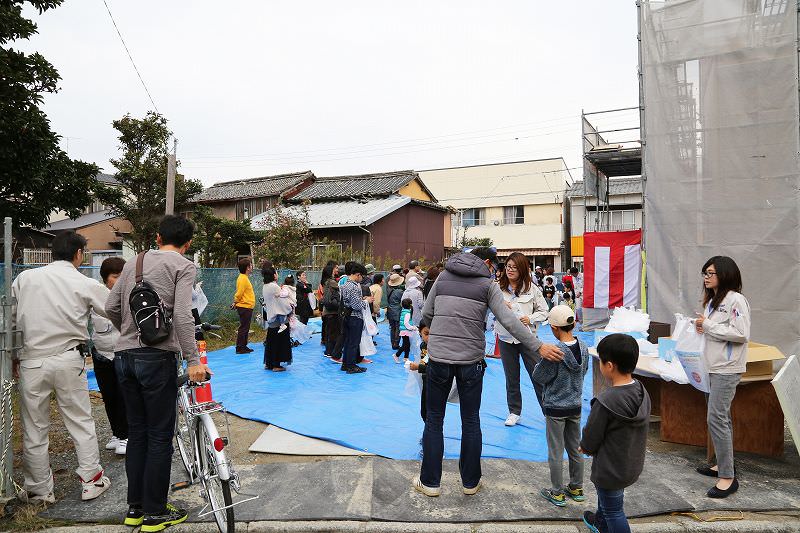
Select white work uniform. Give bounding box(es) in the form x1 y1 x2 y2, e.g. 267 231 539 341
11 261 109 496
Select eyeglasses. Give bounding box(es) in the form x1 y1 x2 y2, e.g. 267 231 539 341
505 265 518 272
702 271 717 278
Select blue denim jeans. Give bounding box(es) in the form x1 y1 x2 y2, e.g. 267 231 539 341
420 359 485 489
595 487 630 533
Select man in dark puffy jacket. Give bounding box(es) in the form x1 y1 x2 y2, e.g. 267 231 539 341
413 247 563 497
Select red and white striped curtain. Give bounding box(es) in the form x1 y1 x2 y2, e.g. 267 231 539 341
583 230 642 309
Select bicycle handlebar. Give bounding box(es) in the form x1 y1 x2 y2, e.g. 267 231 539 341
177 372 212 387
195 323 222 332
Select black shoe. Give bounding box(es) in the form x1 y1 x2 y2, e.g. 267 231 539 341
707 478 739 499
696 465 718 477
141 504 188 532
123 506 144 526
583 511 601 533
346 366 367 374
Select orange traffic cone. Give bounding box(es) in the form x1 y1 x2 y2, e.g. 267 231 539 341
194 341 213 403
487 334 502 359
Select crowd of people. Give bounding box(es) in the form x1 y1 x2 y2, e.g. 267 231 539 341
8 211 751 533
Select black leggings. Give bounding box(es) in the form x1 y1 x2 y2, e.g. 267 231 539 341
395 336 411 359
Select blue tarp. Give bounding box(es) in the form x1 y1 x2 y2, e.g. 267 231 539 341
90 321 594 461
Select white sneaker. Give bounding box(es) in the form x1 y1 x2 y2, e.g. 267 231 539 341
463 479 483 495
115 439 127 455
412 476 440 497
505 413 520 427
17 489 55 504
393 355 400 364
105 436 121 450
81 474 111 501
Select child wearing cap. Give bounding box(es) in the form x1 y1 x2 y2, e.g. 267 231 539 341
532 305 589 507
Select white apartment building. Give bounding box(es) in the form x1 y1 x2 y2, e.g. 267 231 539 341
419 158 571 270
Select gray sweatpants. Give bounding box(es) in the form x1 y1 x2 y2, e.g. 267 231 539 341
707 373 741 479
546 415 583 491
499 340 540 416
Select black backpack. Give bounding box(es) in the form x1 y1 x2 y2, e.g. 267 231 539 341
321 283 340 312
129 251 173 345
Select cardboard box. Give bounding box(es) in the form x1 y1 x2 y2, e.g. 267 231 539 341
745 342 784 379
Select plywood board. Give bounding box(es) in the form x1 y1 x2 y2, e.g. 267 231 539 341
248 425 375 456
773 354 800 457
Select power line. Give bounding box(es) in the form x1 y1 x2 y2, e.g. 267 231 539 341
101 0 160 113
181 114 582 161
182 131 581 169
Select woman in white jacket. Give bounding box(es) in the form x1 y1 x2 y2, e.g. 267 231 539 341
694 256 750 499
495 253 549 427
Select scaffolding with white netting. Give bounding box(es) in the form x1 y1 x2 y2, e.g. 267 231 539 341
640 0 800 356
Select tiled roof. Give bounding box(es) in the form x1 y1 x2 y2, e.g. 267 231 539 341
289 170 437 202
96 172 119 185
250 195 445 229
193 171 314 203
47 210 118 231
566 177 642 198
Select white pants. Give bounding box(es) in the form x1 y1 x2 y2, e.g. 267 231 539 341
18 350 103 495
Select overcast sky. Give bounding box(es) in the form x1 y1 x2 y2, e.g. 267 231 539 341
21 1 640 187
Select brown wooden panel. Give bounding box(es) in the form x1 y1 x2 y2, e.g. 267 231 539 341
660 380 784 457
660 380 708 447
730 382 784 457
639 376 662 417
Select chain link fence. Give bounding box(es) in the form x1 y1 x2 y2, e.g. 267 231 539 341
0 264 393 326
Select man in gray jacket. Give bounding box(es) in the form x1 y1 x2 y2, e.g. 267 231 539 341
414 247 563 497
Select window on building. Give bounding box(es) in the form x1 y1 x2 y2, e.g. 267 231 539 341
588 209 638 231
461 208 485 227
235 197 276 220
84 198 106 214
503 205 524 225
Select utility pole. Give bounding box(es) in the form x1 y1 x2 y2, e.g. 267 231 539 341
166 138 177 215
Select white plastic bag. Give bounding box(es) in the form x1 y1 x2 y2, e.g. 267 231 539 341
289 315 312 344
672 313 709 393
192 284 208 317
360 329 377 357
308 292 317 311
605 306 651 334
363 305 379 337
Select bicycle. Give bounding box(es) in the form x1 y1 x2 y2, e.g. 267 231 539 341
173 323 257 532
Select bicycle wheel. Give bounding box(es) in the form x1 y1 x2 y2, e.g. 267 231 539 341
196 421 234 533
175 394 195 476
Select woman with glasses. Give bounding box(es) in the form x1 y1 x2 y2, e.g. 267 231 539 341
694 256 751 498
494 252 549 427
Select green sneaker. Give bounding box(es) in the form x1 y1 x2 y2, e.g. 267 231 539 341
141 503 188 532
123 506 144 527
540 487 567 507
565 485 585 502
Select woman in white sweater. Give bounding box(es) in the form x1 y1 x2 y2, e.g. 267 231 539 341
495 253 549 427
694 256 750 499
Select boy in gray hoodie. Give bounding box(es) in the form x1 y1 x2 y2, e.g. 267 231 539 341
580 333 651 533
532 305 590 507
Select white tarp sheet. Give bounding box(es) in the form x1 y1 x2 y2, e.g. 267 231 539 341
641 0 800 356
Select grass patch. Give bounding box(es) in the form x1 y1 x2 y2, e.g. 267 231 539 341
0 500 71 532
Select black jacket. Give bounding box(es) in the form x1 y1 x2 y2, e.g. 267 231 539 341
580 380 651 490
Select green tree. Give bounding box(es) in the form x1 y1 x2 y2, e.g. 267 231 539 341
0 0 99 228
251 204 311 269
190 204 263 267
463 236 493 248
95 112 203 252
